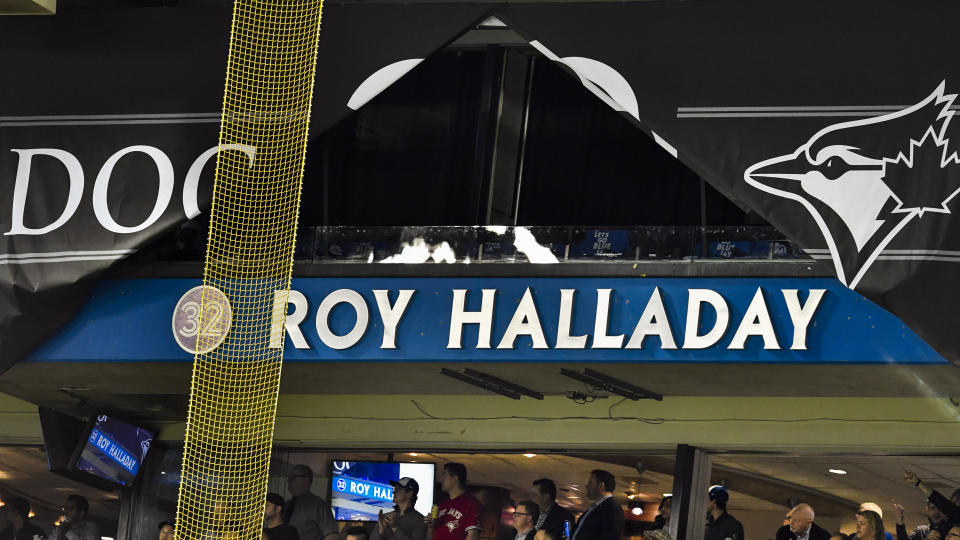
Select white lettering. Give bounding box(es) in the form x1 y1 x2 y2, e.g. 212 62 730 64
683 289 729 349
6 149 84 236
92 145 174 233
728 288 780 350
350 481 370 495
182 144 257 219
782 289 826 350
591 289 624 348
556 289 588 349
373 289 415 349
269 290 309 349
498 287 548 349
447 289 496 349
315 289 369 350
625 287 677 349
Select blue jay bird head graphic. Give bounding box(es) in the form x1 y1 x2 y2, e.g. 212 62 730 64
744 82 960 288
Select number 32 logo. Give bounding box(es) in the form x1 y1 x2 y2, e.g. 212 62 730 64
172 285 233 354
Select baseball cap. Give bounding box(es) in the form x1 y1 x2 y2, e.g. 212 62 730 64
266 492 286 508
389 477 420 494
708 485 729 503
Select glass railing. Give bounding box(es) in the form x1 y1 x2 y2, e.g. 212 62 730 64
134 224 814 263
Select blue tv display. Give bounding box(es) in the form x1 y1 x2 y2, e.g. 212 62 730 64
72 414 155 487
330 461 435 521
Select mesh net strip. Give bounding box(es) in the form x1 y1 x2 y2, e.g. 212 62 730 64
174 2 323 539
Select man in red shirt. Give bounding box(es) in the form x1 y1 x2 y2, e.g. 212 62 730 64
426 463 482 540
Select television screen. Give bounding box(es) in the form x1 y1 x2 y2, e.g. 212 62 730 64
71 414 155 487
39 407 86 472
330 461 435 521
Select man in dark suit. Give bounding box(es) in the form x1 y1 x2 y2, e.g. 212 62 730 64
775 504 831 540
572 470 624 540
513 501 540 540
532 479 576 539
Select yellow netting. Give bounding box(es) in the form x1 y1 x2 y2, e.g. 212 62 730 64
174 1 323 539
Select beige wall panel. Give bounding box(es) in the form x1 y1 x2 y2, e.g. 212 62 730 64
151 395 960 453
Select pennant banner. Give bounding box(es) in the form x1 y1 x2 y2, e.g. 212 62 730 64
500 1 960 362
0 4 492 371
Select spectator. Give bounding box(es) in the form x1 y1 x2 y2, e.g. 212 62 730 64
905 472 960 526
531 480 575 539
49 495 99 540
894 500 953 540
158 521 174 540
0 497 46 540
285 465 337 540
512 501 539 540
704 486 744 540
535 529 560 540
779 509 797 540
854 505 893 540
571 469 623 540
372 477 427 540
857 511 884 540
650 496 671 532
425 463 482 540
643 530 672 540
775 504 831 540
264 492 299 540
946 526 960 540
346 527 370 540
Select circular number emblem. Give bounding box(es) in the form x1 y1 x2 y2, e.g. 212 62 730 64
337 478 347 491
172 285 232 354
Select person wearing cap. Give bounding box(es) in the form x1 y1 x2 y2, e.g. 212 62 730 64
372 477 427 540
705 486 744 540
264 492 299 540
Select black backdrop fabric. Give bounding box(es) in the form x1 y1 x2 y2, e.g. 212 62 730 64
499 1 960 363
3 1 960 370
0 4 493 371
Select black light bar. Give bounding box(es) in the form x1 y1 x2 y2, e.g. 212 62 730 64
559 368 663 401
462 368 544 400
440 368 523 399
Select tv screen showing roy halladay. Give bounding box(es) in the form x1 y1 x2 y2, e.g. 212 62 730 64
72 414 154 487
330 461 435 521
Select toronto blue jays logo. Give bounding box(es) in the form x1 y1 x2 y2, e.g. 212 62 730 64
745 82 960 289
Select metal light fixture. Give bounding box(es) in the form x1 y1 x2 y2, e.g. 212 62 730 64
440 368 543 400
559 368 662 401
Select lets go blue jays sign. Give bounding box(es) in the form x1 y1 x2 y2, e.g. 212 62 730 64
27 277 943 364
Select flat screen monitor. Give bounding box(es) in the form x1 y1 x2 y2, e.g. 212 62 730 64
39 407 86 472
330 461 435 521
70 413 155 487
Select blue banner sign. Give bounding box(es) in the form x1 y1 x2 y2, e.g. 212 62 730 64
332 476 394 502
27 277 945 364
87 428 139 475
